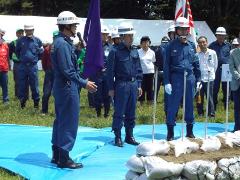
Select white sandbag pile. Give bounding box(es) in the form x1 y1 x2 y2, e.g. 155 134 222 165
216 157 240 180
143 156 184 179
169 138 199 157
200 136 221 152
182 160 216 180
136 140 170 156
125 139 240 179
217 132 240 147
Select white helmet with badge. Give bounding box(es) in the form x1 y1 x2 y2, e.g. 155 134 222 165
175 17 189 28
215 27 227 35
118 22 136 35
57 11 79 25
101 25 110 34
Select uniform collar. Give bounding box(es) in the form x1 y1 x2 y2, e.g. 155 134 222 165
58 32 73 44
118 42 133 50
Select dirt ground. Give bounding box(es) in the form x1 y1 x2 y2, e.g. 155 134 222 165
159 137 240 163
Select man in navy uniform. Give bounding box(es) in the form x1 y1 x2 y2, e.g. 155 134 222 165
94 25 112 118
164 17 201 141
209 27 231 110
107 23 143 147
51 11 97 169
16 24 43 108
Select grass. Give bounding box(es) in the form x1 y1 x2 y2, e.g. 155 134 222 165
0 71 234 179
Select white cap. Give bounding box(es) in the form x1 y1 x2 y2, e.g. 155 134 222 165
232 38 240 45
175 17 189 28
118 22 136 35
57 11 79 25
0 28 5 35
24 24 34 30
168 24 175 33
101 25 110 34
215 27 227 35
111 32 120 39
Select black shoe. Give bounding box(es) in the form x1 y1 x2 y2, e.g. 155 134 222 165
57 158 83 169
125 128 139 146
34 101 39 109
125 136 139 146
114 137 123 147
51 145 59 164
96 108 101 117
20 101 26 109
186 124 195 138
166 125 174 141
57 149 83 169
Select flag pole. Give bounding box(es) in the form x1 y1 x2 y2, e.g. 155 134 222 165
152 67 159 142
182 70 187 141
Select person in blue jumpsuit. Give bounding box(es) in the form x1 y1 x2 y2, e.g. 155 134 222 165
94 25 112 117
51 11 97 169
107 23 143 147
16 24 43 108
164 17 201 141
209 27 231 110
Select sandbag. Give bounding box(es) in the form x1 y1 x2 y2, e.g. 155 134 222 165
137 173 148 180
125 170 140 180
142 156 184 179
182 160 217 180
217 132 240 147
200 136 221 152
217 157 240 179
169 138 199 157
136 140 170 156
126 155 145 173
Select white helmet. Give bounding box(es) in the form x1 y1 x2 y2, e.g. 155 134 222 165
168 24 175 33
118 22 136 35
24 24 34 30
57 11 79 25
232 38 240 45
175 17 189 28
111 32 120 39
215 27 227 35
101 25 110 34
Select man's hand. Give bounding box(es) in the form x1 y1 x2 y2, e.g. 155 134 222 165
108 90 114 98
165 84 172 95
85 81 97 93
138 88 142 97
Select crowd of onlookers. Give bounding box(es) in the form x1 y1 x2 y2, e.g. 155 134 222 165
0 24 240 125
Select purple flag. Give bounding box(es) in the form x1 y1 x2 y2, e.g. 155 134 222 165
83 0 103 78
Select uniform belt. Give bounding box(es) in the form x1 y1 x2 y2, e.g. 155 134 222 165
116 77 136 82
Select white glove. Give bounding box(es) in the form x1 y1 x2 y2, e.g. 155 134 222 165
196 82 202 91
165 84 172 95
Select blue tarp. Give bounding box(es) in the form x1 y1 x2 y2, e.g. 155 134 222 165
0 123 234 180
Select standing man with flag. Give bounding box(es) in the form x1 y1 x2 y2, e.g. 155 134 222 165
51 11 97 169
107 23 143 147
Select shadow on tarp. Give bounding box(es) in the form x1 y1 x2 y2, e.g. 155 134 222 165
15 152 58 170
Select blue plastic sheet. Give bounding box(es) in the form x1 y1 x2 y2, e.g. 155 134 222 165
0 123 234 180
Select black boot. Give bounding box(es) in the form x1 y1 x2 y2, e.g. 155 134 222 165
186 124 195 138
96 107 101 117
20 100 26 109
51 145 59 164
104 106 110 118
113 129 123 147
57 148 83 169
166 125 174 141
125 128 139 146
34 100 39 109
